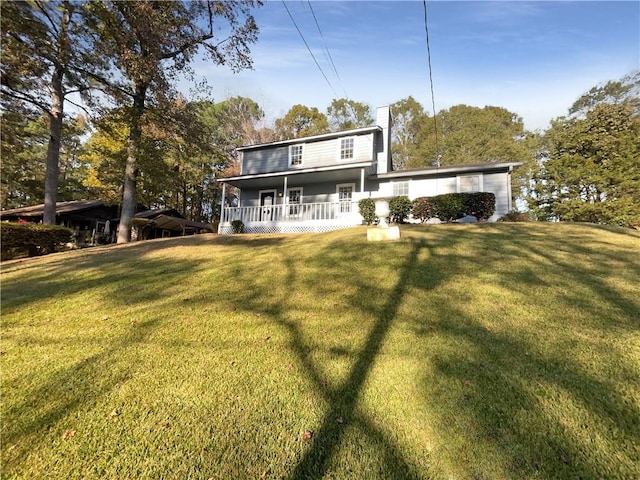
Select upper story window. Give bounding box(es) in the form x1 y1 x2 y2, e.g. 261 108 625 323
339 137 354 161
393 181 409 197
290 144 303 166
458 174 482 193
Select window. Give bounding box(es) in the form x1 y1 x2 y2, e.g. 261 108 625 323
287 187 302 215
339 137 354 160
458 174 482 193
393 181 409 197
337 184 355 213
290 144 303 166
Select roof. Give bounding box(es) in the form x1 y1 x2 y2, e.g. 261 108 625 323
149 214 213 232
237 126 382 151
0 200 109 218
373 161 523 180
134 208 185 220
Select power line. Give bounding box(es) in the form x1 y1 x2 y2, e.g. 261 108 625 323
423 0 441 166
307 1 344 93
282 1 339 99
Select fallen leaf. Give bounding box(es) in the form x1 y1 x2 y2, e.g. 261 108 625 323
101 316 109 321
303 430 313 440
110 408 120 417
286 364 294 370
336 416 344 424
62 430 76 440
263 336 270 341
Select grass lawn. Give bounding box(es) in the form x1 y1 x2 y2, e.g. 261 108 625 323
1 223 639 479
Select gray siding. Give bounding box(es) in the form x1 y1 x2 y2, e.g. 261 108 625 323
242 146 289 174
241 132 376 175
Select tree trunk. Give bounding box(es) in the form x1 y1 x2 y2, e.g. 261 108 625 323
43 83 63 224
117 83 146 243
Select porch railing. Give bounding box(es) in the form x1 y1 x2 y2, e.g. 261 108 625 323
220 201 362 226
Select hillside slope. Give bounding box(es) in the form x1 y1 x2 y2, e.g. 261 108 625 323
2 223 639 479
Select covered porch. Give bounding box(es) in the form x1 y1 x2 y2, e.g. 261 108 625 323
217 163 373 234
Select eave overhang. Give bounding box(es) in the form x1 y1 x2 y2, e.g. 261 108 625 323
218 162 374 189
372 161 523 180
237 126 382 151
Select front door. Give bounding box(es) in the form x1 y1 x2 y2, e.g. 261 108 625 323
259 190 276 221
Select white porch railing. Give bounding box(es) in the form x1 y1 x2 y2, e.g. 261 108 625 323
219 201 363 234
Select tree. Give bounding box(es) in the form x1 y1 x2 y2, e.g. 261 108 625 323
1 1 103 223
410 105 530 169
86 1 261 243
326 98 373 132
569 71 639 117
274 104 329 139
532 102 640 225
390 96 427 170
1 111 90 210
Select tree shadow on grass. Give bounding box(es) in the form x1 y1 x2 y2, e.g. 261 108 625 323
2 316 161 470
224 233 453 479
402 224 640 478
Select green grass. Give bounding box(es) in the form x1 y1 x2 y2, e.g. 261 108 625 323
1 223 639 479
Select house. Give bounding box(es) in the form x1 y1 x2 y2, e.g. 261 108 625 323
0 200 119 242
0 201 213 244
217 106 522 234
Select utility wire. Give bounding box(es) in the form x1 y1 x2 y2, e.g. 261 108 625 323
423 0 441 166
282 1 339 99
307 1 343 90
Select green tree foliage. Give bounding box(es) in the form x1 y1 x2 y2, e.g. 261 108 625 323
275 104 329 139
1 1 103 223
85 0 261 242
410 105 530 169
81 96 269 223
390 96 427 170
1 112 89 209
326 98 373 131
532 102 640 226
569 71 639 116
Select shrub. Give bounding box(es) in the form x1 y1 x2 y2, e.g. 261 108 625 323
358 198 377 225
389 196 413 224
412 197 436 222
413 193 497 223
433 193 466 222
1 222 73 261
498 210 531 222
231 220 245 234
466 192 496 221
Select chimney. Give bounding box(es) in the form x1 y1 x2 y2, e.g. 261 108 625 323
376 106 392 174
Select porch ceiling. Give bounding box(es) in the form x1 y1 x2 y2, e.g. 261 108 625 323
220 163 373 190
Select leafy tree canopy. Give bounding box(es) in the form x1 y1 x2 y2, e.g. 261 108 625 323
532 101 640 226
274 104 329 139
326 98 373 131
409 104 530 168
390 96 427 170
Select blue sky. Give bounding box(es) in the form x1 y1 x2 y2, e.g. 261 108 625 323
192 1 639 131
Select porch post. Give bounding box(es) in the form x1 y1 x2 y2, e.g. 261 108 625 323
283 176 288 204
360 168 365 193
220 182 226 223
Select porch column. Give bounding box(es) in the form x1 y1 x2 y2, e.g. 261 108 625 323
283 176 288 204
360 168 365 193
220 182 226 223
